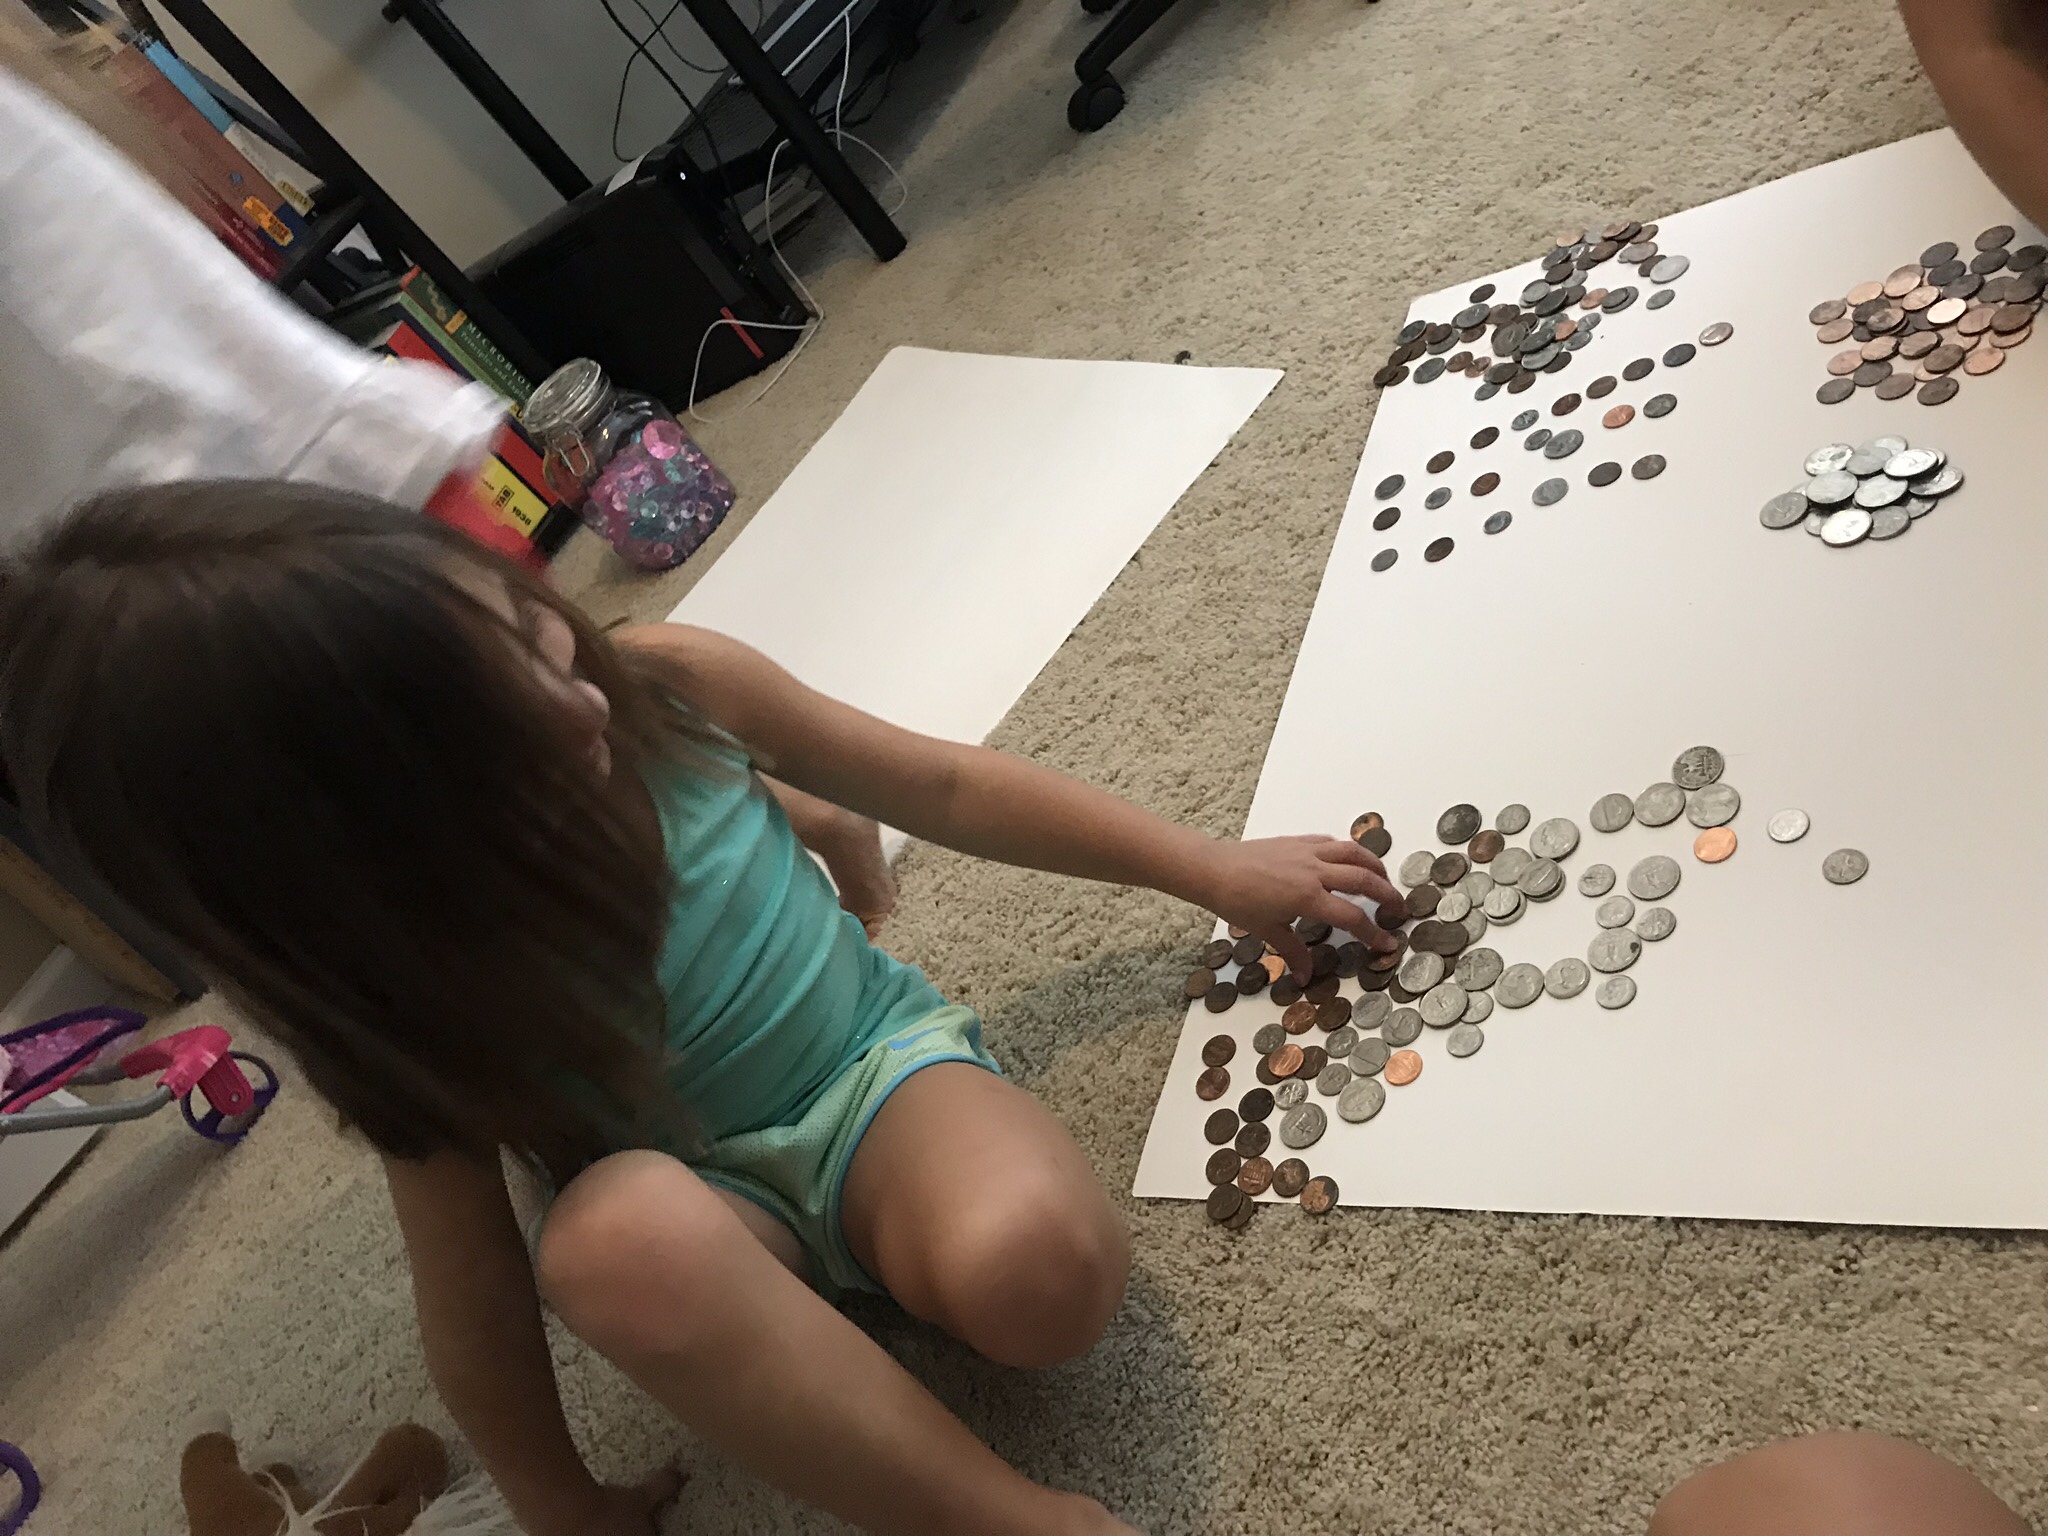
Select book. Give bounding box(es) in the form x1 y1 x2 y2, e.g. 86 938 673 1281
399 267 535 409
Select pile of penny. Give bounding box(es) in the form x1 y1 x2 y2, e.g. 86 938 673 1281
1809 226 2043 406
1371 218 1693 401
1184 748 1871 1226
1758 436 1963 546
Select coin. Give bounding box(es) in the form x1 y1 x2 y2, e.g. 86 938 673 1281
1633 783 1684 828
1398 850 1436 886
1206 1147 1242 1185
1519 858 1565 901
1196 1065 1230 1100
1699 321 1735 346
1431 852 1471 887
1397 951 1444 992
1552 392 1583 416
1427 450 1455 474
1817 317 1855 344
1279 1102 1327 1149
1484 510 1515 535
1383 1007 1423 1046
1545 958 1592 998
1915 464 1963 496
1544 430 1585 460
1201 1034 1236 1068
1817 378 1855 405
1482 885 1525 922
1632 455 1667 480
1372 549 1398 573
1204 1109 1240 1146
1578 862 1616 897
1589 793 1635 833
1453 946 1504 990
1235 1120 1271 1158
1468 829 1506 864
1462 990 1494 1025
1353 992 1392 1032
1822 848 1870 885
1589 461 1623 487
1643 393 1678 419
1822 507 1873 545
1827 348 1864 377
1279 1001 1316 1036
1440 1022 1482 1059
1628 855 1682 900
1184 967 1218 999
1236 1156 1274 1195
1687 782 1741 828
1205 1183 1245 1224
1767 807 1810 843
1965 347 2006 375
1649 254 1690 283
1919 377 1960 405
1533 477 1569 506
1373 508 1401 533
1588 374 1619 398
1636 906 1676 942
1496 962 1545 1008
1595 895 1636 929
1623 357 1655 381
1603 404 1636 429
1265 1158 1308 1200
1876 375 1917 400
1595 975 1637 1010
1350 1037 1391 1076
1527 820 1577 862
1587 929 1641 974
1420 981 1468 1027
1239 1086 1275 1123
1425 536 1455 563
1436 891 1473 922
1662 344 1697 369
1437 803 1483 843
1671 745 1724 789
1223 1193 1254 1230
1298 1044 1330 1079
1694 826 1737 862
1761 490 1810 530
1268 1043 1304 1079
1203 983 1237 1014
1383 1050 1423 1086
1300 1175 1340 1215
1273 1079 1305 1109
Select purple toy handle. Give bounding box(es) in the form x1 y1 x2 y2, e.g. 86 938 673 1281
0 1440 41 1536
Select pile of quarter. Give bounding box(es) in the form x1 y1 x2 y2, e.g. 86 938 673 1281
1372 217 1693 400
1759 437 1963 545
1809 226 2043 406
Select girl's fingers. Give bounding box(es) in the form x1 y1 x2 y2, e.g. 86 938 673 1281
1262 926 1314 981
1311 892 1397 952
1315 837 1390 880
1313 851 1402 910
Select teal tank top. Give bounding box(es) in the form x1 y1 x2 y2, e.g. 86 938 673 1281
649 740 946 1143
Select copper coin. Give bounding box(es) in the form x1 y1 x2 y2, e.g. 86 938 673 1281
1875 374 1917 399
1553 317 1579 341
1925 296 1967 327
1922 343 1967 374
1201 938 1234 969
1294 1047 1327 1082
1991 303 2034 334
1205 1183 1244 1224
1427 450 1455 474
1235 1121 1270 1159
1235 1156 1274 1196
1552 392 1582 416
1203 983 1236 1014
1958 305 1997 336
1808 298 1847 325
1307 943 1339 979
1580 287 1609 310
1233 965 1266 996
1223 1194 1254 1230
1424 536 1455 563
1469 829 1505 863
1901 285 1940 312
1883 264 1924 298
1372 508 1400 533
1815 316 1855 344
1603 404 1635 429
1852 360 1893 387
1383 1050 1423 1087
1845 280 1884 305
1201 1034 1236 1068
1360 826 1393 857
1919 377 1960 405
1305 975 1342 1003
1184 967 1217 999
1300 1176 1339 1216
1587 374 1618 398
1377 891 1410 926
1315 998 1352 1033
1196 1065 1231 1100
1971 344 2011 375
1471 471 1501 496
1899 331 1940 359
1351 811 1385 836
1267 1043 1305 1078
1860 335 1899 362
1231 934 1263 966
1693 827 1737 863
1406 883 1442 916
1203 1108 1239 1145
1865 304 1904 333
1826 348 1862 376
1554 226 1586 248
1817 378 1855 404
1993 321 2033 348
1205 1148 1242 1186
1334 941 1366 980
1280 1001 1317 1036
1239 1087 1274 1121
1270 978 1304 1008
1270 1158 1310 1199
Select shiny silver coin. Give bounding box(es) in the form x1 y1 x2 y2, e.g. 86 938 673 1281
1642 393 1678 419
1822 848 1870 885
1766 808 1810 843
1804 511 1827 536
1761 490 1811 530
1399 850 1438 886
1420 981 1468 1028
1461 908 1489 946
1337 1076 1387 1123
1866 435 1908 456
1595 895 1636 929
1804 443 1854 475
1589 793 1635 833
1903 496 1937 520
1456 870 1497 906
1524 426 1554 450
1350 1037 1391 1076
1804 471 1859 507
1397 950 1444 992
1643 287 1674 309
1649 255 1691 283
1530 817 1581 859
1315 1062 1354 1097
1518 857 1565 899
1821 507 1873 546
1852 475 1907 510
1254 1023 1286 1054
1496 803 1531 835
1885 447 1942 479
1869 505 1912 541
1699 321 1735 346
1628 855 1682 901
1496 962 1546 1008
1325 1025 1360 1059
1587 928 1643 974
1577 862 1617 897
1274 1078 1308 1109
1687 782 1741 828
1354 992 1393 1032
1445 1023 1485 1058
1382 1007 1424 1046
1595 974 1637 1010
1462 989 1495 1025
1279 1102 1328 1150
1844 443 1892 477
1635 906 1677 941
1914 464 1963 497
1485 510 1514 535
1511 409 1540 431
1453 946 1504 991
1491 846 1534 886
1481 884 1525 922
1544 957 1592 999
1532 478 1569 507
1671 746 1724 790
1635 782 1688 826
1435 890 1473 922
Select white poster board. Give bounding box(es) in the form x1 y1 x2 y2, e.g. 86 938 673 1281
1135 130 2048 1230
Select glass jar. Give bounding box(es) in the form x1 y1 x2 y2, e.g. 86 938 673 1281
522 359 734 571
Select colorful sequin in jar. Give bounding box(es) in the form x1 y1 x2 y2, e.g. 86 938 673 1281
523 359 734 571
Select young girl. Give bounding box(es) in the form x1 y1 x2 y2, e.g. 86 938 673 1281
0 481 1403 1535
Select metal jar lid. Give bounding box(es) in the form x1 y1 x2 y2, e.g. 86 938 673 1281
521 358 613 448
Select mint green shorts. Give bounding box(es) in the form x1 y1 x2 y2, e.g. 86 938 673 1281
691 1004 1000 1298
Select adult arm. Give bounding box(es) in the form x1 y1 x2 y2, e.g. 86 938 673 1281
1901 0 2048 232
620 624 1402 973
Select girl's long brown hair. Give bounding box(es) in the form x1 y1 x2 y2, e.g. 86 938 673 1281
0 482 711 1173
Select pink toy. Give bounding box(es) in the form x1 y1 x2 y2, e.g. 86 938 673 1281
0 1008 278 1145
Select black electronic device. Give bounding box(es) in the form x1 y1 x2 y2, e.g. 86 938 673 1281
468 137 807 408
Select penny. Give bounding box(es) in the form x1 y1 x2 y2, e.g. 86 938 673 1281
1203 983 1237 1014
1595 975 1637 1010
1636 906 1676 941
1595 894 1636 929
1383 1049 1423 1086
1544 957 1592 998
1268 1042 1305 1078
1201 1034 1236 1068
1467 829 1506 864
1271 978 1304 1007
1235 1120 1271 1159
1239 1088 1278 1127
1279 1102 1327 1150
1623 357 1655 382
1261 1157 1308 1200
1431 851 1470 886
1817 378 1856 405
1281 1001 1318 1036
1373 474 1404 500
1852 360 1893 388
2012 243 2048 269
1233 965 1267 997
1822 848 1870 885
1876 375 1918 399
1427 450 1455 474
1382 1007 1423 1046
1628 855 1682 901
1371 549 1399 573
1816 317 1855 344
1826 349 1864 377
1589 461 1623 487
1425 536 1455 563
1643 393 1678 419
1184 967 1218 999
1662 343 1697 368
1205 1183 1245 1224
1437 803 1483 843
1587 374 1618 398
1699 321 1735 346
1470 471 1503 498
1578 862 1616 897
1196 1065 1230 1100
1965 346 2006 375
1350 1037 1390 1077
1298 1043 1331 1079
1373 508 1401 533
1496 963 1545 1009
1497 803 1531 835
1919 377 1960 405
1603 404 1636 429
1300 1175 1339 1215
1883 264 1924 298
1551 392 1582 417
1694 826 1737 863
1200 938 1235 970
1809 298 1848 325
1204 1110 1241 1150
1206 1147 1243 1186
1688 782 1741 828
1235 1156 1274 1195
1233 934 1266 967
1865 304 1904 334
1471 425 1501 449
1972 246 2011 275
1223 1193 1254 1230
1632 455 1666 480
1273 1079 1307 1110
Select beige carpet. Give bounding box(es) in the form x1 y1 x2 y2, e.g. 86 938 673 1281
11 1 2048 1531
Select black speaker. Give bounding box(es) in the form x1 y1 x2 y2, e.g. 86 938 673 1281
469 137 807 408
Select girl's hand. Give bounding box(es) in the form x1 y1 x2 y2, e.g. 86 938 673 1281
549 1467 684 1536
1190 836 1404 978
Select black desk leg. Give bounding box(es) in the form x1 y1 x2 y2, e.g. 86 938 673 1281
677 0 907 261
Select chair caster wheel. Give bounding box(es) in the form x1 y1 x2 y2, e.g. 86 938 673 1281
1067 75 1125 131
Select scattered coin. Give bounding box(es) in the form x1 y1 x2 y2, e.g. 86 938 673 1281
1632 455 1666 480
1699 321 1734 346
1531 817 1581 859
1628 855 1682 900
1595 975 1637 1009
1482 885 1525 922
1206 1148 1242 1185
1496 804 1531 835
1589 461 1623 487
1204 1108 1239 1145
1649 254 1691 283
1239 1086 1274 1122
1372 549 1398 573
1350 1037 1391 1076
1270 1158 1311 1199
1383 1008 1424 1046
1694 826 1738 862
1767 807 1810 843
1236 1156 1274 1195
1822 847 1870 884
1420 981 1468 1027
1497 962 1545 1008
1462 989 1494 1025
1437 803 1483 843
1196 1065 1231 1100
1446 1023 1485 1058
1485 511 1514 534
1589 793 1635 833
1643 393 1678 419
1595 895 1636 929
1383 1049 1423 1086
1315 1062 1353 1097
1185 967 1218 999
1374 475 1404 499
1235 1120 1271 1158
1205 1183 1245 1225
1635 782 1687 826
1587 929 1642 974
1603 404 1636 429
1647 289 1676 310
1425 536 1455 563
1453 946 1504 991
1274 1079 1307 1110
1533 478 1570 506
1578 863 1617 897
1519 858 1565 899
1672 745 1725 789
1635 906 1677 941
1545 957 1592 998
1201 1034 1236 1067
1300 1176 1339 1215
1398 951 1445 992
1687 782 1741 828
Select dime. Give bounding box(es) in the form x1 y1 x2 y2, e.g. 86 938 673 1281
1636 906 1676 941
1578 862 1617 897
1482 885 1525 922
1822 848 1870 885
1687 782 1741 827
1647 289 1675 310
1274 1079 1307 1110
1635 782 1687 826
1590 793 1635 833
1766 807 1810 843
1595 895 1636 928
1496 962 1545 1008
1544 957 1592 998
1587 929 1642 974
1662 344 1696 369
1445 1023 1485 1058
1496 803 1531 835
1595 975 1637 1010
1383 1050 1423 1086
1530 817 1581 859
1628 854 1682 900
1623 357 1655 381
1694 826 1738 862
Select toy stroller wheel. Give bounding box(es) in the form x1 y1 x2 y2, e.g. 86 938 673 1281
0 1441 42 1536
181 1051 279 1145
